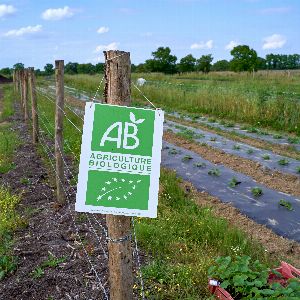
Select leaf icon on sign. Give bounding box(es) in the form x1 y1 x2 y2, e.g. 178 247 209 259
130 112 144 124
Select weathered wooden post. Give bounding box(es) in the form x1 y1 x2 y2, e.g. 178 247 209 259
20 70 24 108
23 69 29 122
104 50 133 300
28 67 39 144
55 60 65 204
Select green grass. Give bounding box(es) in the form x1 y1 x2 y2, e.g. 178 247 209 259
0 124 19 174
62 72 300 136
0 85 15 122
0 187 23 280
135 169 272 299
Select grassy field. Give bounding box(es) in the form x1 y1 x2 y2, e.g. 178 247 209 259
63 71 300 136
32 86 278 299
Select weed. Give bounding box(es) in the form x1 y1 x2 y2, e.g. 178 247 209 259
251 187 263 197
279 199 293 211
41 254 66 268
208 117 216 123
31 267 45 279
208 168 221 176
278 159 289 166
20 177 30 185
262 154 270 160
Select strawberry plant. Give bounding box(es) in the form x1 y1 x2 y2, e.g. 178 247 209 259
194 162 206 168
229 177 241 188
251 187 263 197
297 166 300 173
182 155 193 162
279 199 293 211
278 159 289 166
233 145 241 150
208 168 221 176
247 149 254 155
208 256 300 299
262 154 270 160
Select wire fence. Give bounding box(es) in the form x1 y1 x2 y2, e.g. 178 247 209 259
20 73 147 299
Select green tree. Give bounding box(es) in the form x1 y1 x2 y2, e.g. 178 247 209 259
77 63 95 74
145 47 177 74
13 63 24 70
0 68 12 77
230 45 258 72
65 62 78 74
44 63 54 75
196 54 213 73
211 60 230 71
178 54 196 73
95 63 104 73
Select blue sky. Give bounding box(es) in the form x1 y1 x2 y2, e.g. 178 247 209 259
0 0 299 69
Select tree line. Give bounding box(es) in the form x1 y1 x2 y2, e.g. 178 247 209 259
1 45 300 77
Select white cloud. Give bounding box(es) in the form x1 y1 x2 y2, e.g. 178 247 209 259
259 7 291 14
191 40 213 50
0 4 16 18
97 26 109 34
94 42 119 53
42 6 74 21
262 34 286 50
4 25 42 37
225 41 238 50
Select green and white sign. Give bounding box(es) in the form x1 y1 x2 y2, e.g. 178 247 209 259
75 102 164 218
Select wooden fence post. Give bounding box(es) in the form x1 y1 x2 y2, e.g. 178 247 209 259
55 60 65 204
104 50 133 300
23 69 29 122
20 70 24 108
28 67 39 144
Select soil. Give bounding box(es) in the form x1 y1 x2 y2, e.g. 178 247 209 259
167 116 300 161
0 95 109 299
181 180 300 267
164 131 300 197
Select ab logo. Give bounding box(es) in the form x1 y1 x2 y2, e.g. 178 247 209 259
100 112 145 150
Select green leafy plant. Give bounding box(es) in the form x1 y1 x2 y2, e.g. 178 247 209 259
208 168 221 176
233 145 241 150
168 148 180 155
208 117 216 123
41 254 66 268
210 137 217 142
20 177 30 185
182 155 193 162
247 127 258 133
288 136 299 144
224 122 235 128
278 159 289 166
251 187 263 197
229 177 241 188
273 134 282 139
208 256 300 299
262 154 270 160
247 149 254 155
193 162 206 168
31 267 45 279
297 166 300 173
279 199 293 211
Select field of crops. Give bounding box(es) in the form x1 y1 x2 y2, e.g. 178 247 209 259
1 69 300 299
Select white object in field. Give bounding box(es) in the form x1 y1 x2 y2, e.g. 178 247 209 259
136 78 146 86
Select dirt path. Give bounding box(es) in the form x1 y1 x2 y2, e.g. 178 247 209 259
164 131 300 197
0 100 109 299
